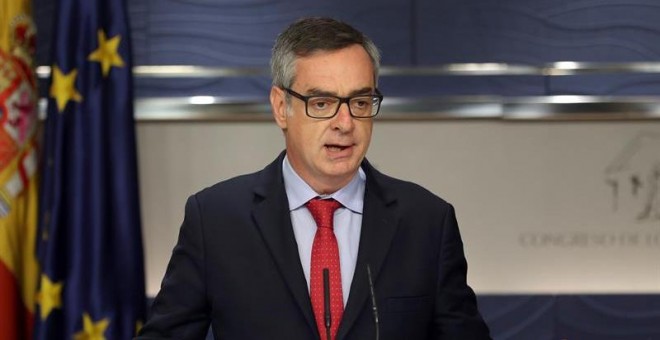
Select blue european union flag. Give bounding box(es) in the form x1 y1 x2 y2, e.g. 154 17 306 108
35 0 146 338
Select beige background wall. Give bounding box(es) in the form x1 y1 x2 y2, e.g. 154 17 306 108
137 120 660 296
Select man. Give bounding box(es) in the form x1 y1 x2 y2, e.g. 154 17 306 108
138 17 491 340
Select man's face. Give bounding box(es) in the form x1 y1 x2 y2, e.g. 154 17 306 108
271 44 375 194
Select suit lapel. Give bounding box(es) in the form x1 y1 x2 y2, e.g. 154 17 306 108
337 161 400 340
251 154 317 334
251 156 399 339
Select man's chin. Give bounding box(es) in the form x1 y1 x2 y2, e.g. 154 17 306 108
321 160 361 179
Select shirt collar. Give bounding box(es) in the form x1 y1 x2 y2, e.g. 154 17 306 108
282 155 365 213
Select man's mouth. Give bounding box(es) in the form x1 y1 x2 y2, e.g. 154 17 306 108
325 144 352 152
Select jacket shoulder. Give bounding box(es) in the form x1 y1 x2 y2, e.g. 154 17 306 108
368 165 452 211
193 154 283 205
198 171 259 199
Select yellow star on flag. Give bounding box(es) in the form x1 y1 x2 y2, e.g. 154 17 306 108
88 29 125 77
49 65 83 112
35 274 63 320
135 320 143 335
73 313 110 340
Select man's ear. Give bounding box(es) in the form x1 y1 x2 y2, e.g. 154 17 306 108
270 86 287 130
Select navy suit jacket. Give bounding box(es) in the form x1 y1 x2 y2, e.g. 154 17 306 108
138 153 491 339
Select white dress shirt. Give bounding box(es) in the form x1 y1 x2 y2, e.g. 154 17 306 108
282 156 365 306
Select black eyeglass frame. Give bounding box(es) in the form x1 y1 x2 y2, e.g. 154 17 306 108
282 87 383 119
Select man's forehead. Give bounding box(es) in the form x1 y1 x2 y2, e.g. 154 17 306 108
303 87 375 96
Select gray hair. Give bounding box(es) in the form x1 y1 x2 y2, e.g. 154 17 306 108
270 17 381 89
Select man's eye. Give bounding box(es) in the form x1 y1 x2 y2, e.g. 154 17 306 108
352 97 371 109
310 98 334 110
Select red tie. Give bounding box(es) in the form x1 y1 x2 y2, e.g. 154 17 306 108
307 198 343 340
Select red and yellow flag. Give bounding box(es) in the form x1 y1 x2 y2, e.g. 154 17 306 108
0 1 40 339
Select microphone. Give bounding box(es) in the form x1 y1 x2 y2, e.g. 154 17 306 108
323 268 331 340
366 264 380 340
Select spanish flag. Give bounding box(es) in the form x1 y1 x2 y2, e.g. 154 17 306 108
0 1 40 339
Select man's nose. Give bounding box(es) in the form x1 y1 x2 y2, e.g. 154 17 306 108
333 102 355 131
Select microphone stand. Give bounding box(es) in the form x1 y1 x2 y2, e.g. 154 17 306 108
367 264 380 340
323 268 332 340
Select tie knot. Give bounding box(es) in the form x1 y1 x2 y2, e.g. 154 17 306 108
307 198 341 229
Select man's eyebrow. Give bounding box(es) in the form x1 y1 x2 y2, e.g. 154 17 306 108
349 87 375 96
305 87 375 97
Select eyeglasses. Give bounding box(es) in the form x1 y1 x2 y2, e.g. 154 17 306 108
282 87 383 119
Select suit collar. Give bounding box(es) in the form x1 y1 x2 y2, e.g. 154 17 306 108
281 155 366 213
337 158 400 340
253 153 400 340
252 151 318 334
